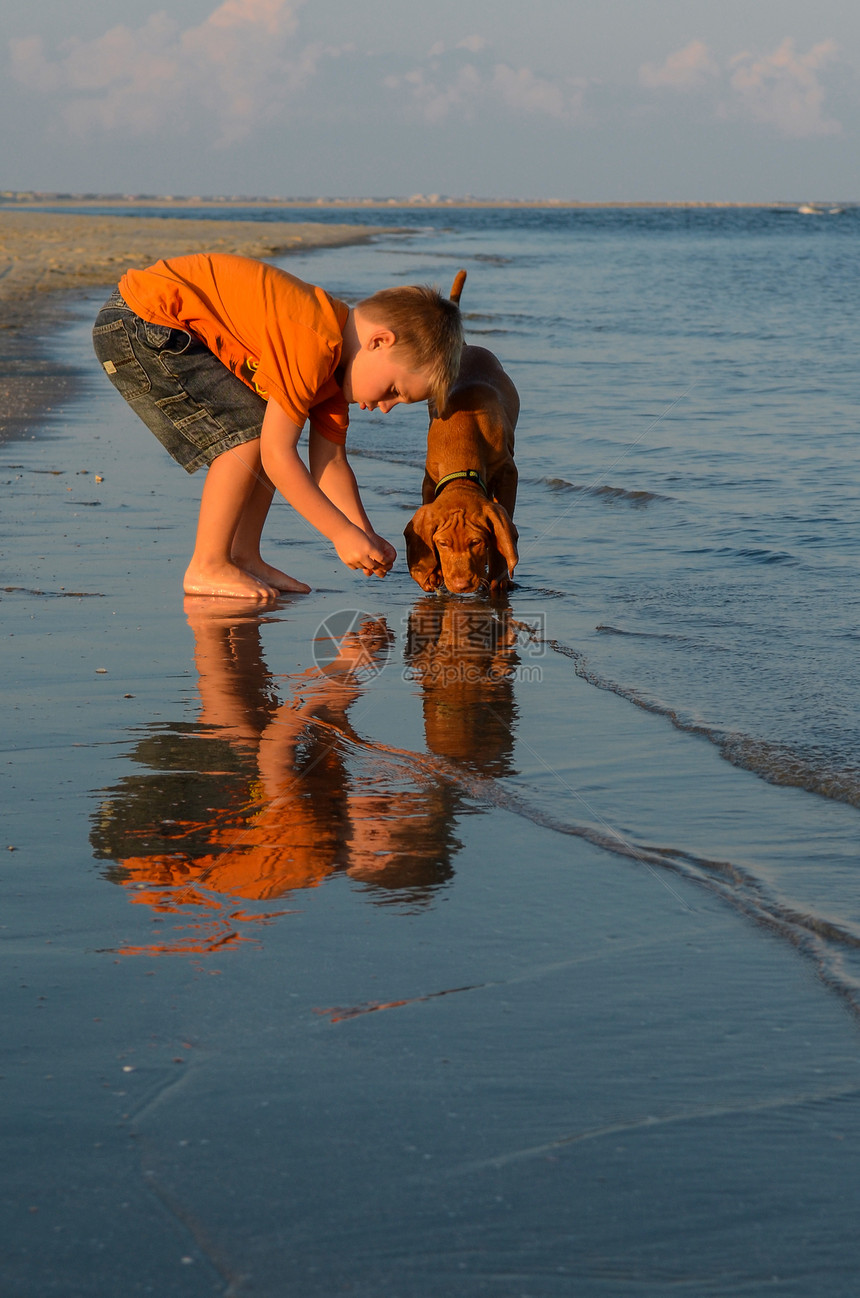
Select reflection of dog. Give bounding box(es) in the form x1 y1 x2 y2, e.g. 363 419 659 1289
405 595 519 777
404 272 519 595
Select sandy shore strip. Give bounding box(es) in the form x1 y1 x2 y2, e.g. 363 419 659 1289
0 209 391 441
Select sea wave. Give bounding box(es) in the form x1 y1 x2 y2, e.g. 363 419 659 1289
595 624 732 653
535 477 670 507
547 636 860 811
709 545 798 566
346 446 424 468
311 714 860 1015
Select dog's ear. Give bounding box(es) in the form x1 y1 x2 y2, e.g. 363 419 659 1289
487 503 519 577
449 270 466 307
404 507 442 591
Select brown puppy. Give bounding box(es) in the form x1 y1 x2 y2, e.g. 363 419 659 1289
404 272 519 595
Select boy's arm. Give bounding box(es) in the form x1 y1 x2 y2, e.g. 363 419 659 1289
310 428 399 571
308 428 373 532
260 399 392 576
307 429 396 569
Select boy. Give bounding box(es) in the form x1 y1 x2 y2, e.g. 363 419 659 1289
92 253 463 600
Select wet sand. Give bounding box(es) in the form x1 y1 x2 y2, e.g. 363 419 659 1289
5 228 860 1295
6 362 860 1291
0 208 386 440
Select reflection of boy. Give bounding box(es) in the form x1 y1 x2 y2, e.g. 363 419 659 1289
93 253 463 599
91 601 455 942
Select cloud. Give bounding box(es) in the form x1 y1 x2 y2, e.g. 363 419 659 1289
492 64 579 117
457 35 487 54
639 40 718 91
384 64 482 124
727 38 840 138
426 35 486 58
7 0 342 144
638 35 841 139
385 55 585 124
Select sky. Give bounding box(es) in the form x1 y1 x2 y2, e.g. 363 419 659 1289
2 0 859 202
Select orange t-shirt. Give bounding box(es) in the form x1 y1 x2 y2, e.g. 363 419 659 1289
119 253 351 444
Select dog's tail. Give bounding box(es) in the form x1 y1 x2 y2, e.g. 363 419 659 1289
449 270 466 308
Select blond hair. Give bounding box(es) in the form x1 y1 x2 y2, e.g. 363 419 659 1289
357 285 463 409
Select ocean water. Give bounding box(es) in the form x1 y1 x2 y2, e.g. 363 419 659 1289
15 200 860 996
250 202 860 999
5 203 860 1293
201 199 860 804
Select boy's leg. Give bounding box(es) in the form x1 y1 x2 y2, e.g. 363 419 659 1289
94 295 309 598
185 441 310 598
185 440 275 599
229 454 312 594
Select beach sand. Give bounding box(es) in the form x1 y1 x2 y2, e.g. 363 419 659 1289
0 208 384 440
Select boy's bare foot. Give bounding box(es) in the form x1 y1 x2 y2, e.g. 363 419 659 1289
183 559 279 600
234 556 312 594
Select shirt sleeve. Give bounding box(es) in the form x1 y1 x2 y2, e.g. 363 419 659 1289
255 326 337 429
254 280 349 432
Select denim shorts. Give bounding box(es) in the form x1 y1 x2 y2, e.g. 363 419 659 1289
92 288 267 473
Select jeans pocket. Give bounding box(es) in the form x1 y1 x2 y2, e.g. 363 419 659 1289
137 319 193 354
155 392 227 452
92 318 152 399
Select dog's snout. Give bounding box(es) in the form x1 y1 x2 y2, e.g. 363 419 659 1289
447 574 479 594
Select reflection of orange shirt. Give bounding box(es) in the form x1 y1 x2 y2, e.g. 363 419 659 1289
118 801 341 905
119 253 350 443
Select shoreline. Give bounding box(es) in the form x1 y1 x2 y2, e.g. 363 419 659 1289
2 193 854 210
0 209 391 445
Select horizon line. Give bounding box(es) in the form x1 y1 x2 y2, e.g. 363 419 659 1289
1 191 856 210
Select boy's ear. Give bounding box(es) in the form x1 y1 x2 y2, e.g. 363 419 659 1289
367 328 397 351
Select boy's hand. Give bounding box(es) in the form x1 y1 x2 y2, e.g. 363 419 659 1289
334 524 395 578
367 532 397 572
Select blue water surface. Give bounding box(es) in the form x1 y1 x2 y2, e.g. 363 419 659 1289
3 202 860 1296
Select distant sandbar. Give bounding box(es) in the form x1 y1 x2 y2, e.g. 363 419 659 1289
2 192 851 211
0 208 387 443
0 209 387 326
